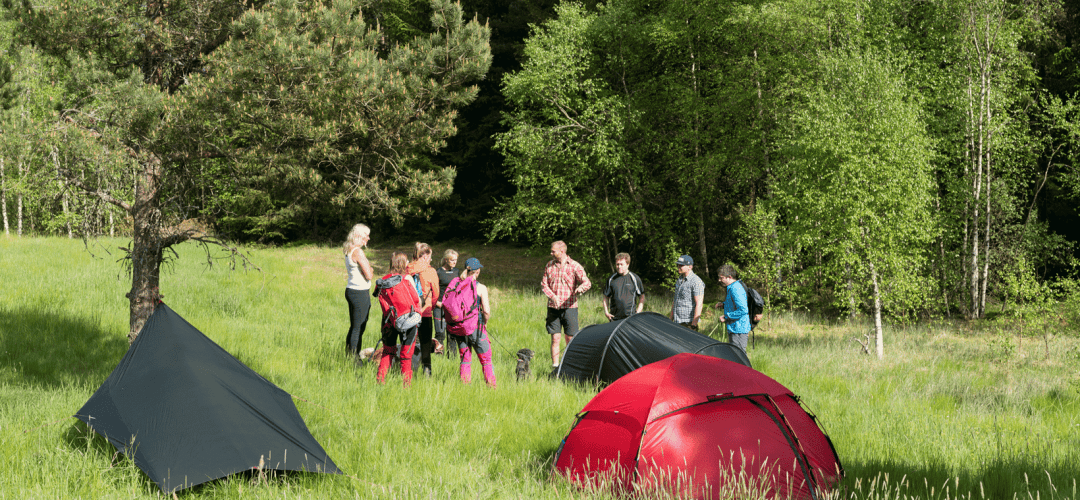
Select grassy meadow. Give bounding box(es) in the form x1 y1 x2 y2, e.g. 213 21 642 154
2 235 1079 499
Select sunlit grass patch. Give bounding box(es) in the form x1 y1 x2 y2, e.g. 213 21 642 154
2 236 1079 499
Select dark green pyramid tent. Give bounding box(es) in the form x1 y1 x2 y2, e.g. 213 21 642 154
75 303 341 493
556 312 751 385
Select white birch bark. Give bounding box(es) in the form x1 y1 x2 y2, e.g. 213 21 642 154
1 157 8 235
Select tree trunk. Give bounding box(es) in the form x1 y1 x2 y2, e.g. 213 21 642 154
698 210 709 278
17 160 24 236
972 77 980 321
980 86 993 316
980 146 992 317
690 40 709 280
846 260 857 319
870 260 884 360
971 79 983 320
940 233 950 318
127 158 166 342
52 148 73 238
753 47 766 213
2 157 8 235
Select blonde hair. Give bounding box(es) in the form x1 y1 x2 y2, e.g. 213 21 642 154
342 224 370 254
462 267 481 279
441 249 459 268
551 240 567 252
413 242 432 260
389 251 409 274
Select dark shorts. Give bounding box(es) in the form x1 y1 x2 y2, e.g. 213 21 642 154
546 307 579 336
678 322 698 331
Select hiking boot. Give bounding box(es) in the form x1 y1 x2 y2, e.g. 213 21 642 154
423 366 432 377
432 339 444 355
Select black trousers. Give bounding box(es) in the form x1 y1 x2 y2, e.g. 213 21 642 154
345 288 370 354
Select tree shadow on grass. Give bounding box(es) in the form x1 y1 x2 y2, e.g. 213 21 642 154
0 306 128 389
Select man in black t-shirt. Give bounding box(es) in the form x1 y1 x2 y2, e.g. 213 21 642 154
603 253 646 321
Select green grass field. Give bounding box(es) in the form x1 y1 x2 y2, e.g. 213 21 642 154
2 236 1079 499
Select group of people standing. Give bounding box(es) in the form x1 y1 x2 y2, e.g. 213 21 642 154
344 228 756 385
342 223 496 388
669 255 754 352
540 241 754 369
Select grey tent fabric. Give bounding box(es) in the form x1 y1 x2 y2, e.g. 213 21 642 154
555 312 751 385
75 303 341 493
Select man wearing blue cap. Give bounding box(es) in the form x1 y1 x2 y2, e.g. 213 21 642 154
670 255 704 330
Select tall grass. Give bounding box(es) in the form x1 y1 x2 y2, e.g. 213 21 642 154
2 235 1078 499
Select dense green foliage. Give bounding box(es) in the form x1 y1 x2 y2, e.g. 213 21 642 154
4 0 1080 342
0 0 491 338
2 237 1079 498
493 0 1080 335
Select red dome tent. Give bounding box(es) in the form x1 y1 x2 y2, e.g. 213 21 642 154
553 353 843 500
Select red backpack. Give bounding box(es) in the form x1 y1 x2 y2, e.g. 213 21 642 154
441 276 480 337
374 273 420 331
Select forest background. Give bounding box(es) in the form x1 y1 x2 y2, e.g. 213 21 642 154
3 0 1080 345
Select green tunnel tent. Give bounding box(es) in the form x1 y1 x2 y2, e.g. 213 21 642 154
555 312 751 385
75 303 341 493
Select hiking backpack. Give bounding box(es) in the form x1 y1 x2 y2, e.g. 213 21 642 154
739 280 765 328
441 276 480 337
374 273 421 332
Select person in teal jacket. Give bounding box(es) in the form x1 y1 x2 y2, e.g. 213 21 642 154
716 264 750 352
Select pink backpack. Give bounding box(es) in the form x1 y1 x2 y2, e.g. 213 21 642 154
441 276 480 337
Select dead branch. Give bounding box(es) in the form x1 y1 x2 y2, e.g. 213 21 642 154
852 331 871 355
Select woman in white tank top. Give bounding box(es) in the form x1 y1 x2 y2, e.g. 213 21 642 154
343 224 373 356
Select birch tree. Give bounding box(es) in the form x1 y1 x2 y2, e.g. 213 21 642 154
778 49 936 358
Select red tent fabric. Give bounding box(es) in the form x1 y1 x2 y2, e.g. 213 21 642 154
553 353 843 500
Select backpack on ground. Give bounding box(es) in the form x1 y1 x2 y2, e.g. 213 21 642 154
374 273 421 332
441 276 480 337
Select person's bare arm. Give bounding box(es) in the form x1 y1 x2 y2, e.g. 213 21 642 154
574 265 592 295
478 284 492 322
352 247 373 281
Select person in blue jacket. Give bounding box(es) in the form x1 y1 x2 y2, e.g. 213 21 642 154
716 264 750 352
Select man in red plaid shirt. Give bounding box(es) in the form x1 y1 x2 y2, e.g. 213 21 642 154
541 240 591 368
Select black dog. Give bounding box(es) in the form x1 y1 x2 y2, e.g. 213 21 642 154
515 349 535 381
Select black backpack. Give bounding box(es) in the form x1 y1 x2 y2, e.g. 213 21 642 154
739 281 765 329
